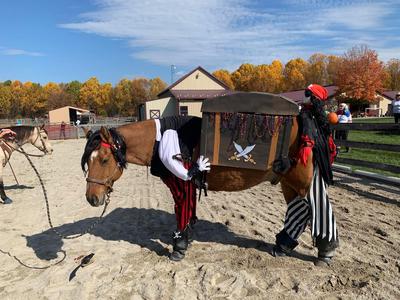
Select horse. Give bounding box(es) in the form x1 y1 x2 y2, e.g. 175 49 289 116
0 125 53 203
81 118 314 254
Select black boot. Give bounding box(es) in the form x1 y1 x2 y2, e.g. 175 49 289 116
272 230 298 257
170 228 189 261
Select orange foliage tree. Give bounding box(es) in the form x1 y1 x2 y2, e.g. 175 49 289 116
336 45 386 102
231 63 256 91
283 58 308 91
212 69 235 90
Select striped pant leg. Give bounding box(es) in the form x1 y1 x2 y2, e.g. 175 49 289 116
284 197 310 241
162 174 197 232
308 167 338 255
276 196 310 251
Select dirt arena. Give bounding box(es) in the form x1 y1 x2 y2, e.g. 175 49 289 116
0 139 399 299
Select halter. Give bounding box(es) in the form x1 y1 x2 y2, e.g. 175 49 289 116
0 126 49 158
32 127 50 155
85 141 123 198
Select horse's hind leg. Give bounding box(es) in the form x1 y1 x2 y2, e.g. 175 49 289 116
0 166 12 204
272 181 309 257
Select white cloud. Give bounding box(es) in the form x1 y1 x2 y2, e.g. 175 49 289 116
0 47 44 57
60 0 400 70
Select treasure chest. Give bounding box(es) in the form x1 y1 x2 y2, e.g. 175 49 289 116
200 92 299 171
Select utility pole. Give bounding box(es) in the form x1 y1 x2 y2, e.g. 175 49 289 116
170 65 176 84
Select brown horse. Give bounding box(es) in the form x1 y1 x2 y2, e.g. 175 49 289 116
81 119 313 249
0 125 53 203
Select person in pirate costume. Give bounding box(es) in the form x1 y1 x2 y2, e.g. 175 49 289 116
273 84 338 265
150 116 210 261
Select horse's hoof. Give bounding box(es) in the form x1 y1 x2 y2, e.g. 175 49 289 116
0 198 12 204
272 245 288 257
169 251 185 262
314 256 333 267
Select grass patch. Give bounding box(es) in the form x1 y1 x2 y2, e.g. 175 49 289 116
336 121 400 178
352 117 395 123
348 130 400 144
338 148 400 167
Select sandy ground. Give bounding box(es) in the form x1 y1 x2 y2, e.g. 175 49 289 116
0 139 399 300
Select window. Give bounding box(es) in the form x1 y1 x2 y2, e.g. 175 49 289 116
150 109 160 119
180 106 188 116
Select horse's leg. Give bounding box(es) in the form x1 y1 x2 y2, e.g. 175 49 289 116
272 156 314 257
0 165 11 204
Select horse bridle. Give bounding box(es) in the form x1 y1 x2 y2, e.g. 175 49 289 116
32 127 50 155
1 127 49 157
85 141 123 198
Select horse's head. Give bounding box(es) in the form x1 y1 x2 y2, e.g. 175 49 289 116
81 126 127 207
31 125 53 154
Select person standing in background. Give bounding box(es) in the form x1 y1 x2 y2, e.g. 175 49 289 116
60 121 66 139
335 103 352 153
392 92 400 124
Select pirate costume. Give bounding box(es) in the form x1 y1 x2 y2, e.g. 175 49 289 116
150 116 209 261
274 84 339 264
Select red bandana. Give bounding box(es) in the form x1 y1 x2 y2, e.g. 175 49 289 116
306 84 328 101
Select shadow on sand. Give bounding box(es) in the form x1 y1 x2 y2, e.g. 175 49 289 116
25 207 315 263
5 184 34 190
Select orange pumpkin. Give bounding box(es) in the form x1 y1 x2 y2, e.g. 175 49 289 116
327 112 339 125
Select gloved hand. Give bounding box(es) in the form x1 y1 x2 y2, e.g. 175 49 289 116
197 155 210 172
187 155 211 179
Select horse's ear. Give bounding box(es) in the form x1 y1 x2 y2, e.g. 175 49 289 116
40 124 45 130
82 127 93 139
100 126 113 144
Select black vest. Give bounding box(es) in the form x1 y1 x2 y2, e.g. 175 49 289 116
150 116 202 178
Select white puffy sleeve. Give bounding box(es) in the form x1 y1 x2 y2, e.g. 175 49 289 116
158 129 191 181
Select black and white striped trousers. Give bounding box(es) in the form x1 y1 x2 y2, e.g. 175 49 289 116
282 168 338 246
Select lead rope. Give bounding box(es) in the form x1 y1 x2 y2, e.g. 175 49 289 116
19 145 110 239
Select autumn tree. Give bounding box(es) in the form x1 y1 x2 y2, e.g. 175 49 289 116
305 53 328 86
10 80 24 117
19 82 45 117
384 59 400 90
130 78 151 115
79 77 102 112
110 79 133 116
326 55 341 85
212 69 235 90
65 80 82 106
283 58 308 91
149 77 167 99
0 85 12 117
250 60 284 93
231 63 256 91
336 45 386 102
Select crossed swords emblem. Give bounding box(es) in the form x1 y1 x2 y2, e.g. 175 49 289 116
228 142 256 165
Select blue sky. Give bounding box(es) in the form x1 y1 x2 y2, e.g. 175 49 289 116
1 0 399 85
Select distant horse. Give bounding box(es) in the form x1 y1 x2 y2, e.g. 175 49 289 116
0 125 53 203
80 120 313 247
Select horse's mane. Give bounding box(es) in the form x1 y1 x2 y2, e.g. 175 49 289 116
81 128 127 172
